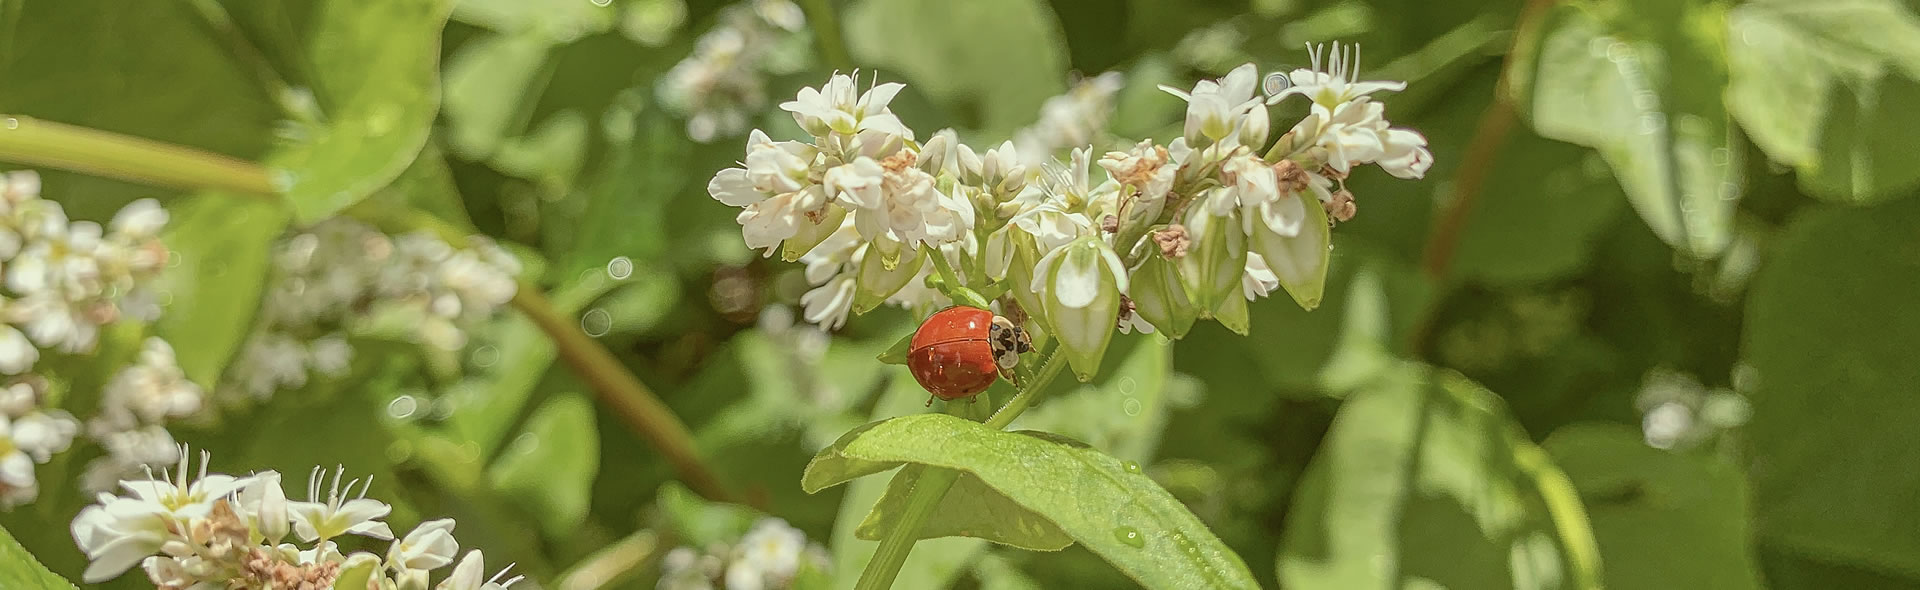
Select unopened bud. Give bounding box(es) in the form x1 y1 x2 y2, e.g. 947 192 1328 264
1274 159 1309 194
1325 190 1356 223
1153 225 1191 258
1100 215 1119 234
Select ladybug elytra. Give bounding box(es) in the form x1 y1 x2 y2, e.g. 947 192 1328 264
907 306 1032 401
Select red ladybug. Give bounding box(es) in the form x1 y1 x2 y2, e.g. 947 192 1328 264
908 306 1032 401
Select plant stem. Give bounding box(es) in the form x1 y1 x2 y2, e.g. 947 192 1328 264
0 116 745 505
924 246 990 309
854 351 1070 590
510 286 741 505
799 0 856 72
1417 0 1557 281
0 115 277 196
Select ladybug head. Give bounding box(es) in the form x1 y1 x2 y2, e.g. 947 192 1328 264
987 315 1032 370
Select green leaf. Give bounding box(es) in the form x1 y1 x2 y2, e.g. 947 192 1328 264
0 0 278 219
1524 0 1739 258
487 392 599 538
1448 135 1625 285
1543 423 1762 590
1017 336 1174 463
827 378 989 590
844 0 1067 135
857 464 1075 551
452 0 617 41
656 481 762 548
152 194 290 386
270 0 453 223
877 331 915 366
1726 0 1920 203
443 31 553 160
804 414 1260 590
1744 195 1920 577
0 524 74 589
1278 364 1602 590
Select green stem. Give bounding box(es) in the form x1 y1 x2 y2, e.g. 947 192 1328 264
0 116 746 506
854 350 1070 589
799 0 855 72
0 115 277 196
924 246 990 309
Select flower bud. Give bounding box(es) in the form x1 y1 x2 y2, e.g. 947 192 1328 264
1249 192 1330 310
253 472 290 545
334 552 383 590
439 550 486 590
1127 249 1198 338
852 245 926 314
1178 191 1248 314
1032 238 1127 380
1237 103 1270 149
388 518 459 571
779 205 848 262
955 143 985 185
919 129 955 176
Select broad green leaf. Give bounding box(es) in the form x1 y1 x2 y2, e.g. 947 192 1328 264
442 313 557 454
829 378 988 590
1543 423 1762 590
1278 364 1602 590
804 414 1260 590
443 31 553 160
556 106 679 279
491 110 589 195
0 523 73 589
857 464 1075 551
1744 195 1920 577
487 392 599 538
844 0 1067 135
1524 0 1739 259
1726 0 1920 203
0 0 278 219
270 0 453 223
1448 134 1625 286
452 0 617 41
152 194 290 386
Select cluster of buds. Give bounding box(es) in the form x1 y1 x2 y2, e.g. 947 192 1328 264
710 42 1430 380
656 517 829 590
221 219 520 403
71 448 521 589
656 0 809 142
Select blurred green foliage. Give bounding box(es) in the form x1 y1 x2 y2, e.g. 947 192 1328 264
2 0 1920 587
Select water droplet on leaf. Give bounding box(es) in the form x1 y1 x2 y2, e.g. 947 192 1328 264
1113 526 1145 548
1123 461 1143 474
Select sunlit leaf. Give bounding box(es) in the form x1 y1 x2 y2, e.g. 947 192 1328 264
1524 0 1739 258
488 393 599 538
1726 0 1920 203
804 414 1260 590
0 524 73 589
857 464 1074 551
1277 364 1602 590
152 194 290 386
270 0 453 223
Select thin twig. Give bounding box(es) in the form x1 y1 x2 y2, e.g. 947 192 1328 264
799 0 856 71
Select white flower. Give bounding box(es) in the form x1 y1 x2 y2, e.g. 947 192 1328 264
984 202 1093 281
1159 63 1264 146
109 198 169 239
725 518 807 590
80 426 179 493
1266 42 1406 107
389 518 460 571
1221 154 1281 212
780 73 908 139
744 130 818 195
10 293 99 354
9 410 76 461
287 465 394 542
241 471 291 544
0 325 37 375
1242 253 1282 301
1032 238 1129 379
437 549 523 590
71 448 246 583
1098 140 1179 216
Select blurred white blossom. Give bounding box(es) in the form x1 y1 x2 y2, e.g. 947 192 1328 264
1013 72 1125 169
659 517 828 590
658 0 809 142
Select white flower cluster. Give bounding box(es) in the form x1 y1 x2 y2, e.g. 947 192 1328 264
81 337 204 493
657 517 828 590
72 449 522 589
0 170 168 373
0 170 174 508
222 219 520 402
1636 369 1751 451
1011 71 1126 169
657 0 808 142
710 43 1430 380
0 378 76 508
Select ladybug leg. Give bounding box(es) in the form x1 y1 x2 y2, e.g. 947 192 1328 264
924 395 936 407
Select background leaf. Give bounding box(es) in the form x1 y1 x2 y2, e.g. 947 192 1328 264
151 194 290 386
0 524 72 590
844 0 1068 136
